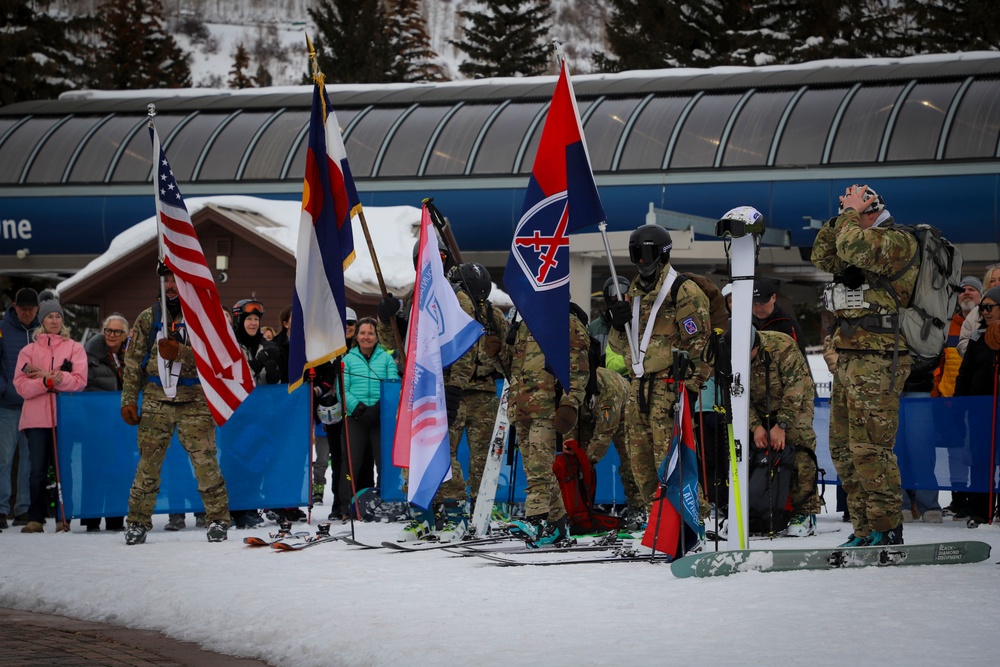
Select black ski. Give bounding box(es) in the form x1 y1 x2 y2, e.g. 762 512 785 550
471 547 673 566
381 535 511 552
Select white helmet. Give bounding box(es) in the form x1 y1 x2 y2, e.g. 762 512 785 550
345 307 357 324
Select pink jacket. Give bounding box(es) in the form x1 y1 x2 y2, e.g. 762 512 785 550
13 333 87 430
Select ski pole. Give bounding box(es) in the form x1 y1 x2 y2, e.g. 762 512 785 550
990 356 998 524
47 391 69 532
338 366 361 537
307 368 316 525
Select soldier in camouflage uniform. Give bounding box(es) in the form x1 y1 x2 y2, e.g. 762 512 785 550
377 240 481 541
503 309 590 545
607 225 712 510
811 185 918 547
450 263 508 507
747 328 822 536
120 270 230 545
577 366 643 518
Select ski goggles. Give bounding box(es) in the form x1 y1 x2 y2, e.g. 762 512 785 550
629 241 670 266
238 301 264 315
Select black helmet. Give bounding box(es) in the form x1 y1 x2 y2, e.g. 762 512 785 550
602 276 631 308
232 299 264 318
721 324 760 352
457 262 492 302
412 235 453 270
628 225 672 278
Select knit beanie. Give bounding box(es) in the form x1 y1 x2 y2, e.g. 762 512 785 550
983 286 1000 307
37 299 64 322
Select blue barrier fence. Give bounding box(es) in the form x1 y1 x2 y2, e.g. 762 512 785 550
56 384 999 517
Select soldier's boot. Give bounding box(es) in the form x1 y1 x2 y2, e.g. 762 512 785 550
436 500 468 543
508 514 547 544
868 523 903 546
164 514 185 531
533 515 570 549
206 521 229 542
397 506 434 542
312 483 325 506
124 523 147 546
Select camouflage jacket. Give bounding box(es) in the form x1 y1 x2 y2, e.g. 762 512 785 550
122 303 204 406
580 366 629 461
811 210 918 351
465 301 508 393
607 263 712 385
377 287 477 390
748 330 814 433
505 314 589 423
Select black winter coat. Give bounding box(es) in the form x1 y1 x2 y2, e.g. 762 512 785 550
84 335 124 392
954 330 1000 397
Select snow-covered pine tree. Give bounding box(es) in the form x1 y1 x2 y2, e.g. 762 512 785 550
593 0 722 71
229 43 255 89
0 0 96 104
902 0 1000 55
307 0 394 83
91 0 191 89
451 0 554 78
388 0 448 82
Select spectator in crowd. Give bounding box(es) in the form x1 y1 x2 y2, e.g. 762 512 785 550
261 326 276 341
0 288 39 529
80 313 130 532
953 285 1000 525
13 299 87 533
121 269 231 545
752 279 806 354
934 276 982 519
958 263 1000 357
340 317 397 519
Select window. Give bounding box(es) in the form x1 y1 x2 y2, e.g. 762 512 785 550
518 100 593 173
887 82 961 161
618 96 691 171
472 102 544 174
378 106 451 177
722 91 795 167
197 111 272 181
242 110 309 181
25 116 101 183
161 113 231 182
584 97 642 171
773 88 848 166
0 117 63 183
829 85 903 163
945 78 1000 159
424 104 496 175
68 116 144 183
670 94 741 169
344 107 407 177
111 114 188 182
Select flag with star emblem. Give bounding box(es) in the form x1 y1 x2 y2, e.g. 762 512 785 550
150 123 254 425
503 59 605 388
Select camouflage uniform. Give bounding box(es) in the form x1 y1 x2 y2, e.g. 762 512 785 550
378 288 478 506
504 316 590 521
122 303 230 530
749 330 822 515
811 208 918 534
607 266 711 507
577 366 642 510
462 302 508 503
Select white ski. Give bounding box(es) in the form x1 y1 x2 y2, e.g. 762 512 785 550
717 206 765 551
470 380 510 537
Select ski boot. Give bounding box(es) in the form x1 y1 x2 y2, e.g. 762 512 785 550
534 516 570 548
124 523 148 546
436 501 469 543
206 521 229 542
312 483 325 506
164 514 186 531
508 514 545 543
397 506 434 542
785 513 816 537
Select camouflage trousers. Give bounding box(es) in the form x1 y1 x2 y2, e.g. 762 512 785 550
462 389 501 503
830 350 911 533
785 422 823 515
515 417 566 521
624 374 679 509
127 397 229 530
578 400 643 510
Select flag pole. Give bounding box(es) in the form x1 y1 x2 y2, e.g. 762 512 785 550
306 34 406 360
149 104 174 390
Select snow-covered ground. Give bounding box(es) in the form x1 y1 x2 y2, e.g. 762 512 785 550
2 485 996 667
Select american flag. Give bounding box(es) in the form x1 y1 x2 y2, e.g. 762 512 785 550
150 124 254 425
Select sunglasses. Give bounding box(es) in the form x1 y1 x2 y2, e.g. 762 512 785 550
981 303 997 313
104 328 126 336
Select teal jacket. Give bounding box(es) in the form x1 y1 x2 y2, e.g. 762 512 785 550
341 344 398 415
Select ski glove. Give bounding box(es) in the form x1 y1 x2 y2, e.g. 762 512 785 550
352 402 368 420
986 322 1000 351
553 404 578 435
121 404 140 426
365 401 381 426
609 301 631 332
444 385 463 424
157 338 180 361
378 293 403 324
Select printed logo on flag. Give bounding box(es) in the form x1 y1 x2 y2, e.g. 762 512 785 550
510 191 570 291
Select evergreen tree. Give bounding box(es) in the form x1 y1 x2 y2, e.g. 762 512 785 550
902 0 1000 54
0 0 95 105
451 0 554 78
228 43 255 89
307 0 394 83
388 0 448 82
92 0 191 89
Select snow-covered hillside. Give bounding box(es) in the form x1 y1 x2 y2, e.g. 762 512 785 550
52 0 609 86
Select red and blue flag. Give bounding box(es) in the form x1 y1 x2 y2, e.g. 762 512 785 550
503 60 605 389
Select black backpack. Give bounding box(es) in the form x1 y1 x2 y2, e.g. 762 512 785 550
747 445 795 535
